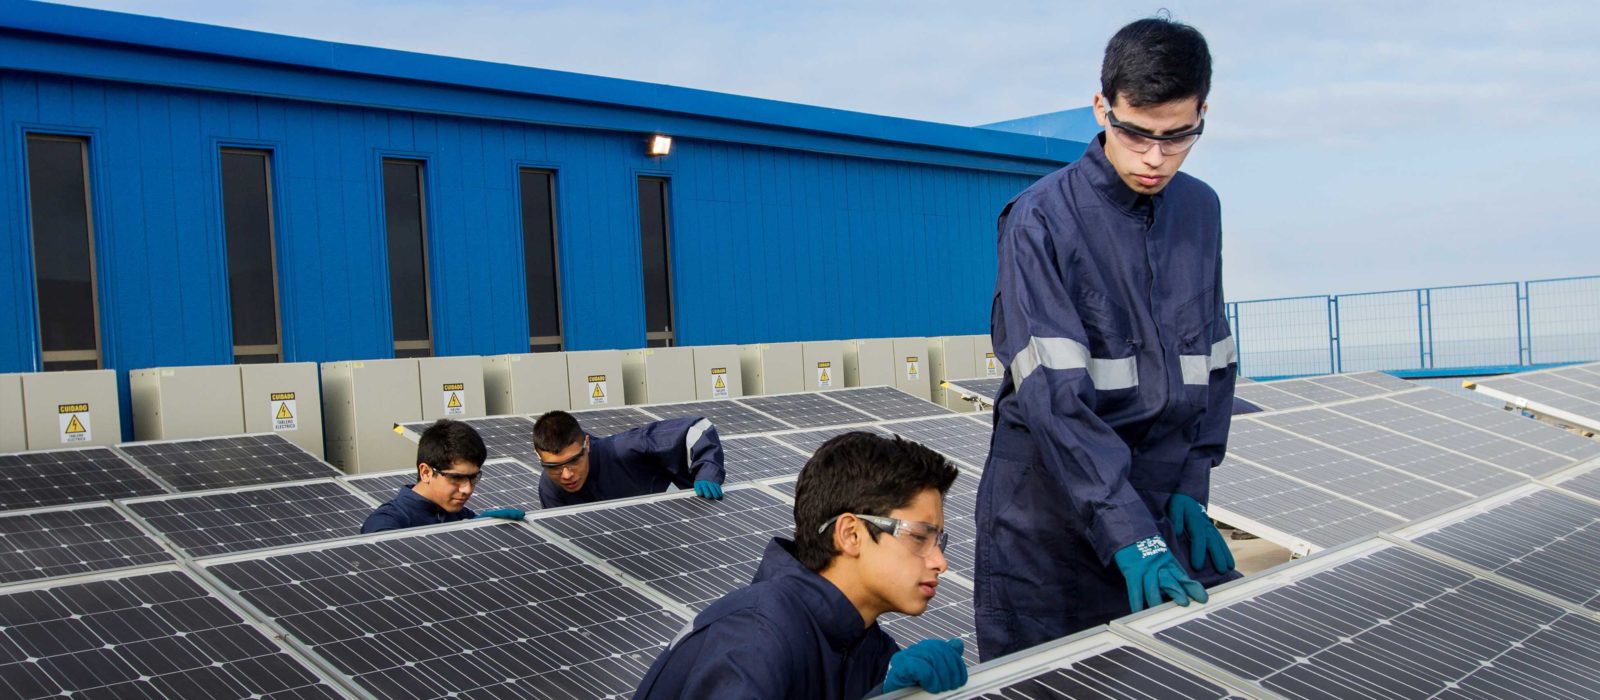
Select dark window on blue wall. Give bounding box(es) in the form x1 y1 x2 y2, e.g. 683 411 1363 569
637 176 675 348
383 159 433 358
220 149 282 364
25 135 101 371
520 169 562 352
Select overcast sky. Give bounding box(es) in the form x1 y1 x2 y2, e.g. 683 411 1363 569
54 0 1600 299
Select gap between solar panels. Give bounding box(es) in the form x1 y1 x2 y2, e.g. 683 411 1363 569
1466 361 1600 437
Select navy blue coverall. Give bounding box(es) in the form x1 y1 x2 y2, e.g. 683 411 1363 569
359 487 475 534
633 538 898 699
974 134 1239 660
539 417 725 508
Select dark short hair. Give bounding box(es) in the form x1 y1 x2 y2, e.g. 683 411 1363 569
532 411 585 453
415 419 487 476
1101 16 1212 108
792 432 959 571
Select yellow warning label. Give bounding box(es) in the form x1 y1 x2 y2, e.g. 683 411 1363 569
58 403 89 414
587 375 607 383
64 415 86 434
447 393 463 409
711 368 727 374
276 403 294 420
270 392 296 401
442 383 465 392
593 384 606 398
714 375 726 389
817 362 831 368
905 357 919 363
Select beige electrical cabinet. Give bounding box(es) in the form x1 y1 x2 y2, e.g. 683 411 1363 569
801 341 846 392
691 345 743 400
740 343 804 395
928 336 980 407
0 374 25 452
973 334 1001 381
622 347 697 405
566 350 625 409
843 338 894 388
241 362 324 459
419 356 485 422
891 337 932 400
321 358 421 474
483 353 570 416
21 369 121 449
130 364 246 441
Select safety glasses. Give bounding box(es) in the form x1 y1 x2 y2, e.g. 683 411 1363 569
1105 108 1204 155
818 513 948 558
539 443 588 471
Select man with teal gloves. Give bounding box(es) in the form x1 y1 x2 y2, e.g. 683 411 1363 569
534 410 725 508
360 419 531 533
974 16 1240 660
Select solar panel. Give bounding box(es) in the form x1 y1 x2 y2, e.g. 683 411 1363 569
943 377 1004 410
1327 394 1580 478
1389 389 1600 465
203 522 686 699
1403 485 1600 613
879 584 980 665
0 565 342 699
1232 382 1316 411
770 424 892 456
1302 373 1395 399
638 400 789 435
735 392 874 429
0 447 168 511
343 459 546 512
535 488 790 612
1256 407 1526 495
883 415 992 470
1250 376 1362 405
941 471 981 577
1226 419 1472 520
121 480 375 558
821 386 953 420
720 436 811 484
1209 458 1406 553
401 415 539 468
1131 541 1600 700
955 630 1245 699
569 407 661 437
0 504 173 585
767 479 797 498
1471 363 1600 428
1549 461 1600 503
1344 370 1415 392
117 434 342 492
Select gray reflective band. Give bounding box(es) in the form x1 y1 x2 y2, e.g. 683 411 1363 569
1011 336 1138 391
685 418 713 464
1180 336 1238 386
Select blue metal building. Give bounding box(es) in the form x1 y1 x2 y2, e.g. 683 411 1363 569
0 1 1084 382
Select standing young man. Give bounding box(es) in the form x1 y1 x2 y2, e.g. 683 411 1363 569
974 17 1240 660
633 432 967 698
534 410 726 508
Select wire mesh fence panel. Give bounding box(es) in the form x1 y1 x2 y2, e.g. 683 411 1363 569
1427 283 1521 369
1527 276 1600 364
1335 290 1424 372
1233 296 1332 377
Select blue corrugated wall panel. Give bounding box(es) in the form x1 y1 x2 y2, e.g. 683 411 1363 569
1 65 1064 443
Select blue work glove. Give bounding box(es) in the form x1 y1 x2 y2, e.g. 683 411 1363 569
1168 494 1236 574
881 638 967 693
692 480 724 500
1114 536 1208 614
474 507 526 521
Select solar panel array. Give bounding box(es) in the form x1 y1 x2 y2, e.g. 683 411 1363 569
118 434 342 491
344 459 547 513
1468 361 1600 432
1231 370 1411 412
0 505 173 585
123 481 376 558
401 415 540 468
0 447 168 510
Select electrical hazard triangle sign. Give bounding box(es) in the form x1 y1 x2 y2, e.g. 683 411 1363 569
65 415 86 434
593 384 605 399
276 402 294 420
714 375 726 390
447 393 462 409
819 369 830 383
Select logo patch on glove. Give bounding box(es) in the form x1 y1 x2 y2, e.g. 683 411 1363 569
1135 536 1169 559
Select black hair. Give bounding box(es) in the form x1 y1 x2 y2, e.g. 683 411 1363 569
532 410 585 453
415 419 487 478
1101 16 1212 108
792 432 959 571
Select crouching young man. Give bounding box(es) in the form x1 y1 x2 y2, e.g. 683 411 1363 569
633 432 969 699
359 419 527 533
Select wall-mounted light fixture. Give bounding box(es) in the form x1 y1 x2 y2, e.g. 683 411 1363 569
647 134 672 157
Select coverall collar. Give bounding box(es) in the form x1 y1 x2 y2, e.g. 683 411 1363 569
1082 132 1160 217
754 538 874 651
394 485 450 520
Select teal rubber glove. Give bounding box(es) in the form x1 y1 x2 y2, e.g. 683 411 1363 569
1168 494 1235 574
1114 536 1208 614
881 638 967 693
692 480 724 500
474 507 526 521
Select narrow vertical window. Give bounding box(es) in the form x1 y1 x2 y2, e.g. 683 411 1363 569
25 135 101 371
220 149 282 363
637 176 675 347
520 169 562 352
383 159 432 358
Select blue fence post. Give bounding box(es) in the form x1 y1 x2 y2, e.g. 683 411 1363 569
1328 296 1342 373
1414 289 1426 369
1422 288 1434 369
1520 282 1532 365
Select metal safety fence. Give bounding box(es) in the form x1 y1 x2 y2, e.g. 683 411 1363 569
1228 275 1600 379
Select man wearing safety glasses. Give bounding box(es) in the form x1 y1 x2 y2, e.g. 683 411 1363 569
359 419 528 533
634 432 968 698
974 16 1240 661
533 410 726 508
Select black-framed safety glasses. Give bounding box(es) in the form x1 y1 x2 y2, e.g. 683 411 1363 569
429 465 481 486
539 442 589 471
1105 108 1204 155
